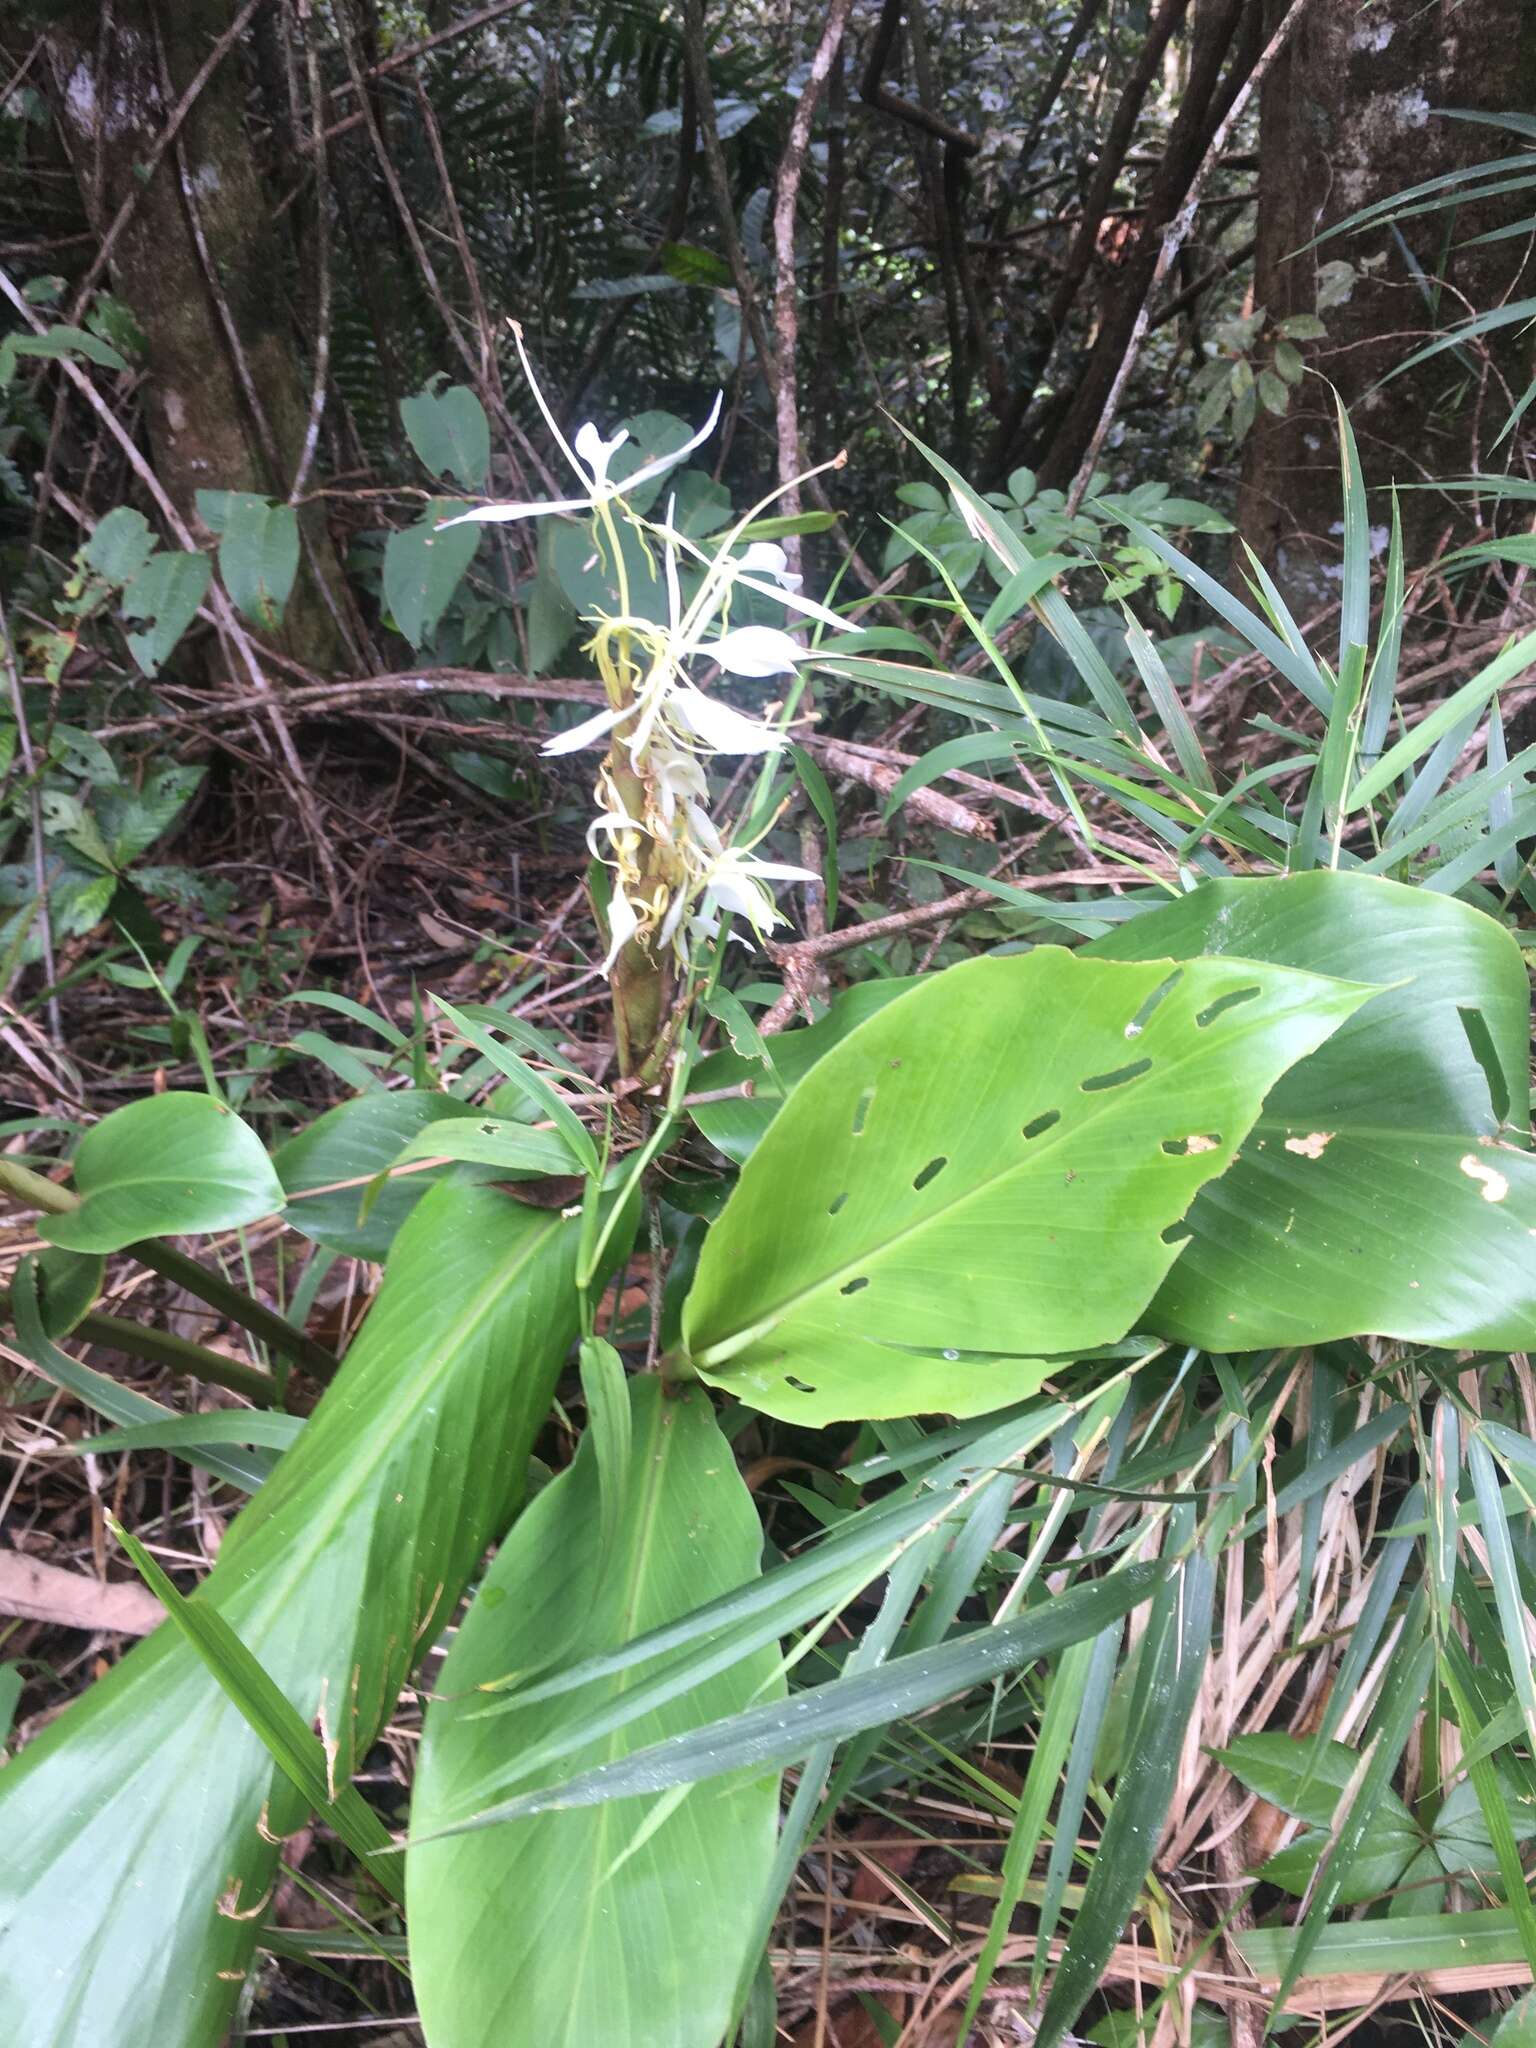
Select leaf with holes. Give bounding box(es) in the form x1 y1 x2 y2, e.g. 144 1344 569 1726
681 948 1372 1423
1089 872 1536 1349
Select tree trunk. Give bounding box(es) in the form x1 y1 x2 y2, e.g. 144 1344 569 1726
44 0 350 673
1237 0 1536 611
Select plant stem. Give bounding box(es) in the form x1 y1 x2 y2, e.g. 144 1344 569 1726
0 1158 339 1384
0 1296 278 1406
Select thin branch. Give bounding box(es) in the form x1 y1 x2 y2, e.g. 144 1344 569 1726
0 263 342 910
772 0 857 574
68 0 271 319
1065 0 1315 513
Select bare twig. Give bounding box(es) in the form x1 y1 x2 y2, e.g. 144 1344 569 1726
1065 0 1315 513
0 264 342 909
68 0 271 319
771 0 857 574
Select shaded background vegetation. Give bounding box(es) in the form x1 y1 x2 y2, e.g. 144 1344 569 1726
5 2 1536 2043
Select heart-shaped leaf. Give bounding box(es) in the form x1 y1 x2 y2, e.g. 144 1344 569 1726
383 500 480 648
1089 872 1536 1348
42 1092 284 1253
408 1378 780 2048
682 947 1370 1422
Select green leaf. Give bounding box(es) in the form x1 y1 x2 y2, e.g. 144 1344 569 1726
1090 871 1536 1349
2 322 127 376
10 1261 276 1493
659 240 735 288
1219 1733 1422 1903
275 1090 486 1259
400 383 491 490
203 492 299 630
83 506 156 586
391 1113 582 1179
383 500 480 648
683 949 1369 1423
40 1092 284 1253
1036 1545 1213 2048
408 1380 779 2048
0 1183 593 2046
688 980 918 1163
108 1518 404 1903
433 994 599 1174
121 549 212 677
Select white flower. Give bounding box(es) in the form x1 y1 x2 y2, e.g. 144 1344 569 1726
437 392 723 530
694 625 806 678
697 848 817 939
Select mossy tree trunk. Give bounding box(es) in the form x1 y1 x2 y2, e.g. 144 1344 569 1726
1238 0 1536 610
44 0 352 673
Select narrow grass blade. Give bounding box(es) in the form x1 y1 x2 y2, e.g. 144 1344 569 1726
109 1519 404 1903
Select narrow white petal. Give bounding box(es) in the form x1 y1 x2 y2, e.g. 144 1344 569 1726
620 391 724 492
733 574 847 628
671 687 784 753
541 704 625 756
436 498 592 528
739 858 819 883
696 625 805 678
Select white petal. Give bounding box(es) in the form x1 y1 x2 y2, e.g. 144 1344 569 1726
574 421 628 488
436 498 592 528
739 858 818 883
621 391 724 492
733 574 847 629
671 687 784 753
601 887 642 974
736 541 802 591
696 625 805 678
707 871 780 929
541 704 625 756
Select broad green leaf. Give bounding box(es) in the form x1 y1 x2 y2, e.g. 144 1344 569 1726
383 500 480 648
109 1519 404 1902
40 1092 284 1253
1090 872 1536 1348
683 949 1369 1423
1218 1733 1422 1903
408 1379 779 2048
1494 1992 1536 2048
207 492 299 630
121 548 212 677
688 979 919 1163
400 382 490 490
32 1245 103 1335
1431 1767 1536 1880
0 1182 591 2046
275 1089 485 1259
83 505 155 586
